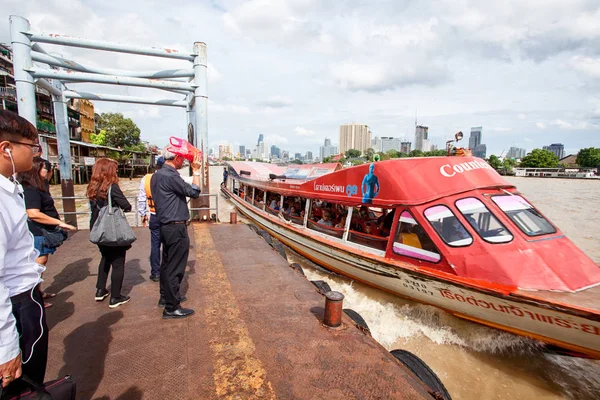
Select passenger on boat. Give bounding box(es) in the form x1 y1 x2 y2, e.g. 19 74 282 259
400 224 422 249
318 210 334 227
269 197 279 209
364 222 381 236
335 214 347 229
285 206 300 217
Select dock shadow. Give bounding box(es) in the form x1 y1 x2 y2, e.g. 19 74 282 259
59 311 123 399
45 258 93 295
310 306 325 323
94 386 143 400
121 258 146 296
180 260 196 297
45 291 75 331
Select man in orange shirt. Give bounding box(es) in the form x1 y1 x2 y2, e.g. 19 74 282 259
138 157 164 282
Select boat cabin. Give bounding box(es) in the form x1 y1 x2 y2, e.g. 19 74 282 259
224 158 600 293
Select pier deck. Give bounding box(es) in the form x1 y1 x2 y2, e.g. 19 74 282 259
43 223 433 399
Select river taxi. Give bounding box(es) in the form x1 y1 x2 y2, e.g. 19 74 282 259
222 157 600 358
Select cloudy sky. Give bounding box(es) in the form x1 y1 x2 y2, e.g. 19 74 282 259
2 0 600 157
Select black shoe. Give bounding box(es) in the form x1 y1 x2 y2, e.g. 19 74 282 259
149 275 160 282
95 289 109 301
109 295 131 308
162 307 194 319
158 296 187 308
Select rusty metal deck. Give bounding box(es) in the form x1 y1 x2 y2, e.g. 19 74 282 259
43 223 434 399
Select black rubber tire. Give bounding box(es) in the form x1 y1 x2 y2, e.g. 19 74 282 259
390 350 452 400
248 224 261 234
271 238 287 260
310 280 332 295
256 230 273 245
343 309 370 334
289 263 305 276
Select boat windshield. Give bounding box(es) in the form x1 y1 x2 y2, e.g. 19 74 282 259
455 198 513 243
491 195 556 237
424 205 473 247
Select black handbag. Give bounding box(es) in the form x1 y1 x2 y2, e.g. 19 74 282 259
39 226 68 248
0 375 76 400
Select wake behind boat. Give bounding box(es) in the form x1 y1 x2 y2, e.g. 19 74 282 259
222 156 600 358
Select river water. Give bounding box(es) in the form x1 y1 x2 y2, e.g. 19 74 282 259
211 168 600 400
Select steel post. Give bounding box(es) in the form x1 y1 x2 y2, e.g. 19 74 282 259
10 16 36 124
323 291 345 328
192 42 209 220
63 90 187 107
52 84 77 227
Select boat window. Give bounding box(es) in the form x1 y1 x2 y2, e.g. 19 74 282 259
266 192 281 215
424 205 473 247
392 211 441 262
347 206 392 251
283 196 306 225
491 195 557 236
253 188 266 210
308 199 347 237
455 198 513 243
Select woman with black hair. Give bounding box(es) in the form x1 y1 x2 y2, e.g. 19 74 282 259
17 156 76 308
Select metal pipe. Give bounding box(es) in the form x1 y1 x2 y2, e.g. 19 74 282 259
29 67 195 91
26 32 194 61
63 90 188 107
10 15 36 125
191 42 209 219
31 51 194 78
34 77 61 96
323 291 345 328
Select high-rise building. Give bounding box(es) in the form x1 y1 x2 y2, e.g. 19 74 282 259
381 137 401 153
507 147 526 159
256 141 268 160
305 151 313 162
473 144 487 159
339 123 372 154
257 134 264 145
414 125 430 151
543 143 565 160
271 145 281 159
400 142 412 154
239 145 246 158
371 136 382 152
319 137 338 160
218 144 233 159
469 127 482 150
294 153 302 160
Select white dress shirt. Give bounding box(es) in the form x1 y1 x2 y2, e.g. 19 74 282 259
138 175 150 218
0 175 45 364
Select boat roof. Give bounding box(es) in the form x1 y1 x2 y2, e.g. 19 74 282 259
228 157 514 206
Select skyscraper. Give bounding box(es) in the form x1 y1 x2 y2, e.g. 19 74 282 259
271 145 281 159
381 137 401 153
400 142 412 154
218 144 233 159
371 136 382 152
469 127 482 150
543 143 565 160
319 137 338 160
414 125 430 151
305 151 313 161
257 134 264 145
473 144 487 159
507 147 526 159
239 145 246 158
339 124 372 154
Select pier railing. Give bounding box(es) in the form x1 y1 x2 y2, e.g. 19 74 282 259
52 193 219 228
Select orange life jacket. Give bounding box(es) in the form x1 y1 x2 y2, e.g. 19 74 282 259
144 173 155 213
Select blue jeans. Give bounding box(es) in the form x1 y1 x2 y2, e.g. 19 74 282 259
149 214 162 277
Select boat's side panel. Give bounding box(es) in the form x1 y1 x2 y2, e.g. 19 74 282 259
230 194 600 357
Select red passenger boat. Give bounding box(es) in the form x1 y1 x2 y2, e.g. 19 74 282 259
222 157 600 358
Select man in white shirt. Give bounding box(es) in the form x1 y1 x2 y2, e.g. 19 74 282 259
138 156 164 282
0 110 47 394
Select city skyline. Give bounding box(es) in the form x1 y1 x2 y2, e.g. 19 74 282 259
9 2 597 158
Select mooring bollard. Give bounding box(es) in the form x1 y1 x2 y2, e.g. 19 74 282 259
230 212 237 224
323 291 344 328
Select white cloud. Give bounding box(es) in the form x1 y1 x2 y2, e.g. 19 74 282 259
490 127 513 132
551 119 595 130
258 96 294 108
265 134 289 145
517 113 526 120
570 56 600 79
536 122 547 129
294 127 315 136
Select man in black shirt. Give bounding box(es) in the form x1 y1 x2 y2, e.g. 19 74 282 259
150 149 201 319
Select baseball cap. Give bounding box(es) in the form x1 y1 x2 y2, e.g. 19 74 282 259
156 156 165 166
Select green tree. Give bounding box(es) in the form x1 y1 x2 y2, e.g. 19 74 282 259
345 149 361 158
576 147 600 168
350 159 365 166
222 156 232 161
409 149 424 157
124 143 147 152
90 129 106 145
290 159 303 164
520 149 560 168
322 156 332 163
377 152 391 161
364 148 375 161
387 149 400 159
97 112 141 148
487 155 502 170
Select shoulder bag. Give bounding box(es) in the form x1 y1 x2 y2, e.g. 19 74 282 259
89 186 137 247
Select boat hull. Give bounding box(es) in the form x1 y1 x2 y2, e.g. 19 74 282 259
228 192 600 358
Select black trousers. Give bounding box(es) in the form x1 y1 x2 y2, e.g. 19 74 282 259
3 288 48 397
159 224 190 312
96 245 128 298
